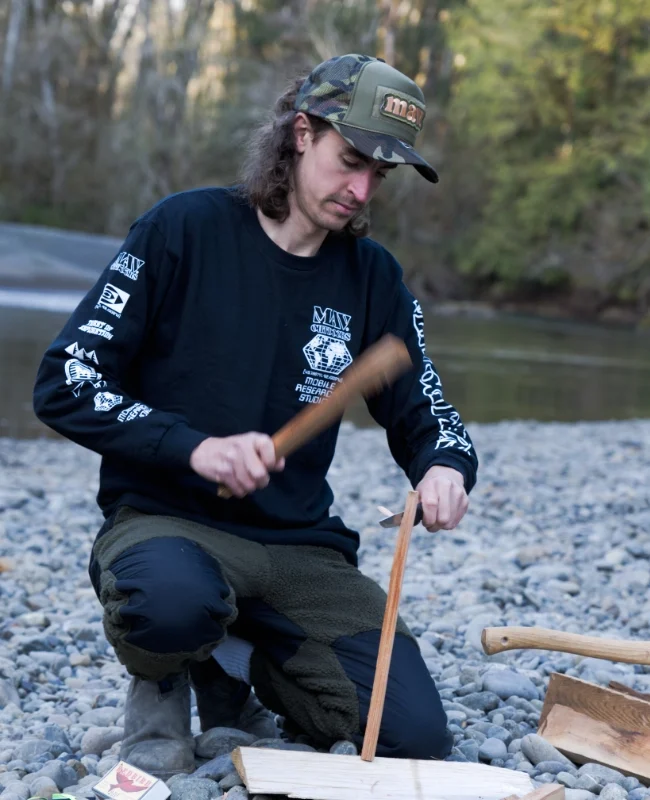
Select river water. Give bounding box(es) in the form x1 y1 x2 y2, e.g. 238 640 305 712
2 301 649 440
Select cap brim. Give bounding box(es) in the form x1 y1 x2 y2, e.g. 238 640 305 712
331 121 439 183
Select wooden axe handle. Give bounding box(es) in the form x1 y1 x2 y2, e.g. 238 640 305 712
218 334 412 499
361 490 419 762
482 626 650 665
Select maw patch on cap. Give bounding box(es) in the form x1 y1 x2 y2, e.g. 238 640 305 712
377 87 425 132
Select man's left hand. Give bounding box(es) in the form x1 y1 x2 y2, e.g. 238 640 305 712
415 465 469 532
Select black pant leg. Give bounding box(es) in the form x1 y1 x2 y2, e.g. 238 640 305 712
98 534 237 680
246 544 452 759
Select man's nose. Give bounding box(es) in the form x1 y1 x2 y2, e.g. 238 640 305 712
348 169 376 205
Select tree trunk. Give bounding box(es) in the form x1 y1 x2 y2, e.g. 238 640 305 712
31 0 65 206
380 0 399 66
2 0 26 94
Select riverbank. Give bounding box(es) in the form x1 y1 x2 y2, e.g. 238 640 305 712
2 219 648 331
429 298 648 331
1 420 649 798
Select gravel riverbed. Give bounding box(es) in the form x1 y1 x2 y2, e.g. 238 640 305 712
1 420 649 800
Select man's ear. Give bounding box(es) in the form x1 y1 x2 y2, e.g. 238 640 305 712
294 112 313 154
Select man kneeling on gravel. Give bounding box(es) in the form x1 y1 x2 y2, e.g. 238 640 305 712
34 54 478 779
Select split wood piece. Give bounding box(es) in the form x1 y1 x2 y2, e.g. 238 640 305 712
217 334 412 498
609 680 650 702
482 626 650 665
231 747 536 800
501 785 565 800
361 489 419 761
538 672 650 782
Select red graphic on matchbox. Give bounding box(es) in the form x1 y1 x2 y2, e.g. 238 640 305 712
93 761 170 800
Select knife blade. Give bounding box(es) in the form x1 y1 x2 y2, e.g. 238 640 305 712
379 502 424 528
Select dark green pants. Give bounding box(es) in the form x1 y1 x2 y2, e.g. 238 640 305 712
89 507 451 759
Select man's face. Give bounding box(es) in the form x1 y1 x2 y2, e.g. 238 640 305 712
292 119 396 232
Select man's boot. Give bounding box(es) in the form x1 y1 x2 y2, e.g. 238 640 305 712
119 673 196 779
189 658 280 739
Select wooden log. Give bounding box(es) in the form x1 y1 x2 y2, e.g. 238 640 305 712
232 747 536 800
538 673 650 782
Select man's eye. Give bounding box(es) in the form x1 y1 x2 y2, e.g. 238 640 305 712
342 157 360 168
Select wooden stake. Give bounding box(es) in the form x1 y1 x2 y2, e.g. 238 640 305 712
360 490 419 762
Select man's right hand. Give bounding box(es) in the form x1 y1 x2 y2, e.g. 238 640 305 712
189 433 285 498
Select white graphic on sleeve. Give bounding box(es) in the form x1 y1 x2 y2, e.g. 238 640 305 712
79 319 114 340
64 342 98 364
96 283 130 318
298 306 353 404
412 300 473 453
65 359 106 398
109 252 144 281
118 403 152 422
93 391 123 411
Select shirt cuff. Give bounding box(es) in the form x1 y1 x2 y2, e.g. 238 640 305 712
155 422 210 470
410 452 476 493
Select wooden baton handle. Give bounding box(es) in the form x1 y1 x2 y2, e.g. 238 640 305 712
361 490 419 762
217 334 412 499
482 626 650 666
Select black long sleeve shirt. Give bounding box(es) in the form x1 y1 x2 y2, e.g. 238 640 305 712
33 188 478 565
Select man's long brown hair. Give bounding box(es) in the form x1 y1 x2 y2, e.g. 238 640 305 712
237 75 370 238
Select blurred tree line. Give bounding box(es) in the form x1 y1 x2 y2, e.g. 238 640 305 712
1 0 649 321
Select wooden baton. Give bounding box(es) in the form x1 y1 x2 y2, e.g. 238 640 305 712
217 333 412 499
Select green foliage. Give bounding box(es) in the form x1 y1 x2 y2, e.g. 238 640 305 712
447 0 650 302
1 0 650 317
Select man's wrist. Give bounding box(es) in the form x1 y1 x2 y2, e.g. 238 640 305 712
421 464 465 488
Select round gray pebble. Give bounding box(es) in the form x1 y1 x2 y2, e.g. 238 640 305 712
478 737 508 761
329 740 357 756
600 785 629 800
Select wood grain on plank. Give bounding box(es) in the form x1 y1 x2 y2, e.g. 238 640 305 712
232 747 535 800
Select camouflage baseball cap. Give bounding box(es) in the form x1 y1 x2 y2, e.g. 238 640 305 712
294 54 438 183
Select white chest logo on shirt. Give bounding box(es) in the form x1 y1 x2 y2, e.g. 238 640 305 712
297 306 353 405
96 283 130 318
